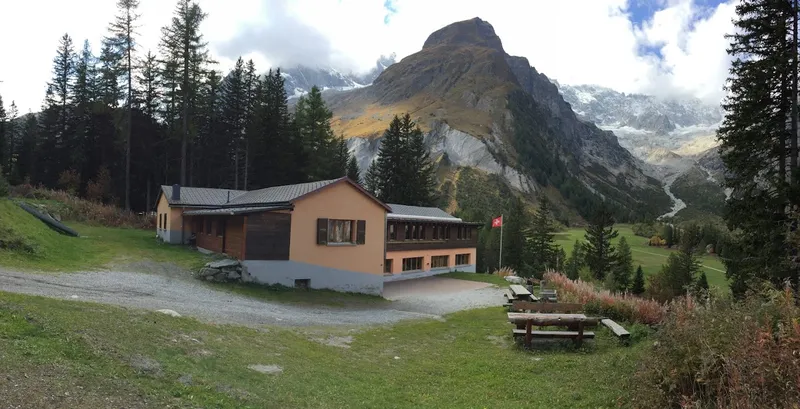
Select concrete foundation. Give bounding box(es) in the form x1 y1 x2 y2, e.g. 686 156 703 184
157 228 183 244
242 260 384 296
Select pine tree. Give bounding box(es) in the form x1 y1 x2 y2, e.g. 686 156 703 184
15 114 38 183
696 271 710 294
613 236 634 292
136 51 159 119
4 101 18 177
221 58 247 189
333 135 349 178
584 204 618 280
346 154 361 184
0 94 6 170
107 0 140 210
97 41 122 107
564 240 584 280
294 86 339 181
718 0 799 291
159 0 211 186
631 265 645 295
40 33 77 185
72 40 98 182
503 195 528 274
367 113 436 206
527 196 558 274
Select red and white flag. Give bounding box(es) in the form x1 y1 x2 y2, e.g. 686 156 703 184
492 216 503 228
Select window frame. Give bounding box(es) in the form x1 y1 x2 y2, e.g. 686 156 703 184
455 253 471 266
431 255 449 269
402 256 424 272
327 219 356 244
384 259 393 274
216 219 225 238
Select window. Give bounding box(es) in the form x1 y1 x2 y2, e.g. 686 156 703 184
388 224 397 241
404 224 411 240
418 224 426 240
216 219 225 237
205 218 212 235
402 257 423 271
431 255 449 268
466 227 472 240
384 259 393 274
456 253 471 265
328 219 354 243
445 225 451 240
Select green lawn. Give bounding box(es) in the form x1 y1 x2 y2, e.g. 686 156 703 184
0 199 209 272
554 224 728 289
0 291 645 408
439 271 510 286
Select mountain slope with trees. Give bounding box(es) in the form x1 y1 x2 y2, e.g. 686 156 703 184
326 18 671 223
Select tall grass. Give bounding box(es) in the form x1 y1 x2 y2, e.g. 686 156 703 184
10 184 152 229
544 271 666 325
633 285 800 408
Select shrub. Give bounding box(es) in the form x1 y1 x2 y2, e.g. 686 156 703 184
494 266 516 277
632 286 800 408
543 271 666 325
57 169 81 194
0 227 37 253
86 166 112 203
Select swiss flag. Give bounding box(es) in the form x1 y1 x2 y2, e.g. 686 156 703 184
492 216 503 228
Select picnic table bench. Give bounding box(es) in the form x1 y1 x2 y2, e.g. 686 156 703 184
503 284 539 307
601 319 631 341
508 312 598 347
509 301 583 314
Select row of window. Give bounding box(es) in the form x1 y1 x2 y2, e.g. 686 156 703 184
384 253 472 273
387 223 473 242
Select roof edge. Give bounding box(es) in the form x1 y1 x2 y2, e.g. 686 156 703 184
291 177 392 212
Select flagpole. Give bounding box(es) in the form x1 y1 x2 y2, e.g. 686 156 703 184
499 214 503 268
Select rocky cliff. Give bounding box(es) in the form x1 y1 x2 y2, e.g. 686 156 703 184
327 18 671 221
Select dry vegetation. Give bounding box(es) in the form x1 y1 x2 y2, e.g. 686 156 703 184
10 183 152 229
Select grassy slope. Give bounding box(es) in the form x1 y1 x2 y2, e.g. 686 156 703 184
554 224 728 289
0 292 644 409
0 199 208 271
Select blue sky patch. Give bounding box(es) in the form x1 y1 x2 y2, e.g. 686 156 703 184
384 0 398 24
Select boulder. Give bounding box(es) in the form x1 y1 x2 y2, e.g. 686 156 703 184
226 271 241 280
156 309 181 317
504 275 525 285
198 267 220 277
207 259 240 269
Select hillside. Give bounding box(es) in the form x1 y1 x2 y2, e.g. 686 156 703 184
326 18 671 221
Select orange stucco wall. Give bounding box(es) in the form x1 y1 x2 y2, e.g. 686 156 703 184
289 182 387 275
156 193 185 240
385 247 477 274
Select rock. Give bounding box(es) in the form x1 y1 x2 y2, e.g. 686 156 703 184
226 271 241 280
178 374 193 386
221 267 239 274
505 276 525 284
156 309 181 317
247 364 282 375
198 267 220 277
207 259 240 269
205 275 215 282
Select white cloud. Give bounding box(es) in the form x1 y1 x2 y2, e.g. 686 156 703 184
0 0 737 113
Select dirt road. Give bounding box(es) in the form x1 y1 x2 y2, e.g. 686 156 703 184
0 268 503 327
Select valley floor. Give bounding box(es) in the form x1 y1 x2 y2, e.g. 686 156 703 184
555 224 728 289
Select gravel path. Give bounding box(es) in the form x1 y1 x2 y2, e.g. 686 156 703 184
0 268 504 327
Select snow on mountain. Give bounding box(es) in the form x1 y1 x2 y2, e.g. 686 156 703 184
280 54 396 98
557 84 724 161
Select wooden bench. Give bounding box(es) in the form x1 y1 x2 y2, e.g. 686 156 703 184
601 319 631 341
509 284 533 301
510 315 599 347
510 302 583 313
539 289 558 302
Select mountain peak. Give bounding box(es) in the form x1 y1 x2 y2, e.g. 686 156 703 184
422 17 504 51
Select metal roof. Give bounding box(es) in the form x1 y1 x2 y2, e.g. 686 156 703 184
183 205 291 216
161 185 247 207
227 178 340 206
387 203 462 221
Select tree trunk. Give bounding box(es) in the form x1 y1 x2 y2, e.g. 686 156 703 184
124 18 133 210
244 138 249 189
234 139 239 190
181 35 190 186
792 0 799 187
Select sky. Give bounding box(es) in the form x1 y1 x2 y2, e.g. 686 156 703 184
0 0 737 114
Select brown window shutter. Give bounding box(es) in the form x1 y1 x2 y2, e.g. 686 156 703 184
317 218 328 245
356 220 366 244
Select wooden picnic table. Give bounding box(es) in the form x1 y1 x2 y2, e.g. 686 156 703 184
508 312 598 347
509 284 533 301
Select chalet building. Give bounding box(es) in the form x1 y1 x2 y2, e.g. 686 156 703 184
155 177 479 295
384 204 479 280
